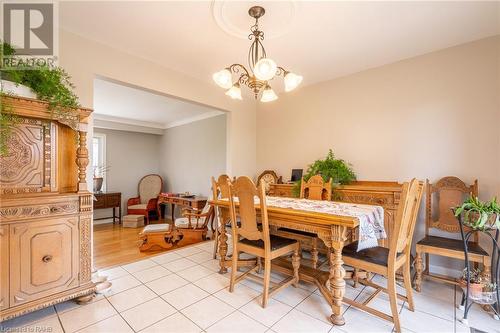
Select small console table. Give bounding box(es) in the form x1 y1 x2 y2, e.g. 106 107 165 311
94 191 122 224
157 195 207 222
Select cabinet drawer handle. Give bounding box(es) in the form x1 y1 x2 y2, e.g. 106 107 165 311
42 255 53 263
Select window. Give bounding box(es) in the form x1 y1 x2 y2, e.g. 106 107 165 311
92 133 106 191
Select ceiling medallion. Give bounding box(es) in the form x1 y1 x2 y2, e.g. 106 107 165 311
212 6 302 102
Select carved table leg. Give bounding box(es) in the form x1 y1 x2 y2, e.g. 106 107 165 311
330 244 346 325
319 225 347 326
218 210 229 274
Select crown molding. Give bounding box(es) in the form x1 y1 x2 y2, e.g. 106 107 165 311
93 111 225 134
164 110 224 129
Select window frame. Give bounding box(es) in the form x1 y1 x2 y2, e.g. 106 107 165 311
92 133 107 192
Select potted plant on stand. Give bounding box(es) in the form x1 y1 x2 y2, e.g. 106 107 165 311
455 196 500 322
292 149 356 198
454 196 500 231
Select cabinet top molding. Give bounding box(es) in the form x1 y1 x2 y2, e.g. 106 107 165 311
2 95 93 127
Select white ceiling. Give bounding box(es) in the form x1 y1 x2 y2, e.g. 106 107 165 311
93 78 223 129
61 1 499 88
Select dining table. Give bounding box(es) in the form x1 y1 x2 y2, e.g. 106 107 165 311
210 196 386 326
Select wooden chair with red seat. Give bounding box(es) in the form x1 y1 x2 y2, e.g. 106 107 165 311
227 176 301 308
414 177 490 291
272 175 332 268
341 179 424 333
127 174 163 224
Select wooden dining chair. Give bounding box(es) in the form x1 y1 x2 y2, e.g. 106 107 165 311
211 174 232 259
300 175 332 200
341 179 423 333
414 177 489 291
227 176 301 308
273 175 332 268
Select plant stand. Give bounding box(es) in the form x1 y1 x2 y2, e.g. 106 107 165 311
458 215 500 325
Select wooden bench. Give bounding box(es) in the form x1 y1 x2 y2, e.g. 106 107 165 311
139 224 181 251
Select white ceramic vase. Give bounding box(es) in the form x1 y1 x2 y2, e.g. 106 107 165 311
1 79 37 99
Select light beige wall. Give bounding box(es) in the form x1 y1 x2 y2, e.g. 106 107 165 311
258 36 500 200
159 114 227 197
257 36 499 274
59 29 256 178
93 128 161 222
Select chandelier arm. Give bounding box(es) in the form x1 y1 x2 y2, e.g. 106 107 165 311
228 63 250 78
238 73 250 85
276 66 289 77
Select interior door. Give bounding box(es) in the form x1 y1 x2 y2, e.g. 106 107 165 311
10 217 79 306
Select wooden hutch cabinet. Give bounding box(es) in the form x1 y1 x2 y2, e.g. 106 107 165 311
0 96 96 321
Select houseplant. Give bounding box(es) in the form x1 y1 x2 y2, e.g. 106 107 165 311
454 196 500 231
458 268 498 304
1 41 81 154
291 149 356 198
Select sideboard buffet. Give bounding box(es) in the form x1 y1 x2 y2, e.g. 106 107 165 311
0 96 95 321
269 181 402 248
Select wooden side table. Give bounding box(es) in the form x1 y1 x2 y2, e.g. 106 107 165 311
157 195 207 222
94 191 122 224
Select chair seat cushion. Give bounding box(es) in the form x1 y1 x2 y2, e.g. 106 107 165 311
239 235 297 251
128 204 148 210
278 227 316 238
142 224 172 233
417 235 488 256
343 241 402 267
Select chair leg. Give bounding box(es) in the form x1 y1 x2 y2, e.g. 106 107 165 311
257 257 262 274
292 246 300 287
352 268 359 288
482 259 491 281
262 258 272 308
414 250 423 292
229 250 238 292
213 227 219 259
388 269 401 333
403 261 415 311
311 238 319 269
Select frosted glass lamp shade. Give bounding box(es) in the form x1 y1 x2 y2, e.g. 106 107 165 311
284 72 303 92
213 69 233 89
225 83 242 100
254 58 277 81
260 86 278 102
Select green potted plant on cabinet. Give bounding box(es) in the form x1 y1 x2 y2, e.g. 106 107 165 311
291 149 356 198
1 41 81 154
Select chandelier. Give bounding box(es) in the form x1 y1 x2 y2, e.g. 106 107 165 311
212 6 303 102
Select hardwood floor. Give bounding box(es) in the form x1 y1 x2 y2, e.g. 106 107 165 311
93 221 210 269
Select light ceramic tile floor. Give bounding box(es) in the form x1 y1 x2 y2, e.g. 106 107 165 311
2 240 499 333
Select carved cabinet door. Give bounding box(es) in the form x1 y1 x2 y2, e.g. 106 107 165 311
9 217 79 306
0 225 8 310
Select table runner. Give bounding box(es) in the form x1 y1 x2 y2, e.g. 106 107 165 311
264 196 386 251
